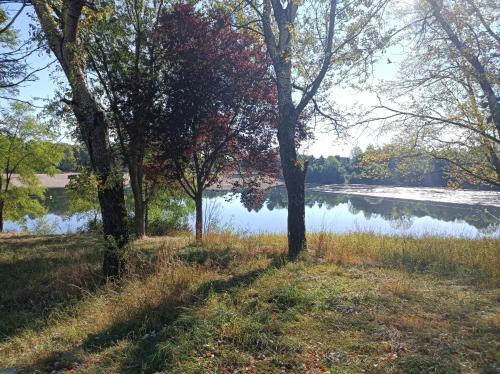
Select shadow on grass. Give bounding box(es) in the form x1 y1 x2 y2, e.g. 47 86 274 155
33 256 285 373
0 234 103 342
0 235 74 252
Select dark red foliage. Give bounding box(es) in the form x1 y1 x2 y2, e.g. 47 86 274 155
240 186 266 212
149 4 279 198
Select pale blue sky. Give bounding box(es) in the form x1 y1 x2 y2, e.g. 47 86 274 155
2 4 401 157
4 7 57 104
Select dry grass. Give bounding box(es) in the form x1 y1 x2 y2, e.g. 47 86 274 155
0 232 498 373
309 232 500 286
204 231 499 285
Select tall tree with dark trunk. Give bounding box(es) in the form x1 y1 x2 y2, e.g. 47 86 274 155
31 0 129 277
241 0 392 259
84 0 165 238
151 4 279 242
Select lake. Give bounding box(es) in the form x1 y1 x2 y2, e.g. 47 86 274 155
3 185 500 239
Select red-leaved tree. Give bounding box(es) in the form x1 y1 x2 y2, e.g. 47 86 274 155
150 4 279 242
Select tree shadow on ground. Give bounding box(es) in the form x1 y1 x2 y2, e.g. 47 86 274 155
33 256 285 373
0 234 103 342
0 234 96 252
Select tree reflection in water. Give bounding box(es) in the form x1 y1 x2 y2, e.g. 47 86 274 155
8 187 499 237
242 187 500 234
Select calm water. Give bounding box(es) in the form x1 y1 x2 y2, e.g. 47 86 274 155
4 185 500 239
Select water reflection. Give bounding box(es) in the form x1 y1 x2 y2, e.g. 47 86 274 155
3 189 94 234
204 187 500 238
4 187 500 238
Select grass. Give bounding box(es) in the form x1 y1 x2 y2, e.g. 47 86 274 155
0 231 498 373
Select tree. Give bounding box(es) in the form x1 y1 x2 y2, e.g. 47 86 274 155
427 0 500 138
31 0 129 277
83 0 165 238
151 4 279 242
0 103 62 231
57 143 90 172
306 155 346 184
66 169 100 226
1 3 35 97
239 0 392 259
369 0 499 187
0 5 25 93
360 141 446 186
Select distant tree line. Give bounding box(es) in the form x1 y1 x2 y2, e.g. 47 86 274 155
59 140 498 189
306 144 498 189
57 144 91 172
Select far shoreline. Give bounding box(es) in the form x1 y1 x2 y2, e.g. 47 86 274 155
10 174 500 206
10 173 283 191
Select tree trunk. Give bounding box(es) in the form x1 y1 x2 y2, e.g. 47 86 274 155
276 63 308 260
195 192 203 243
145 199 149 234
98 181 128 277
0 200 4 233
129 153 146 238
278 113 308 261
283 162 307 260
486 142 500 182
75 107 129 278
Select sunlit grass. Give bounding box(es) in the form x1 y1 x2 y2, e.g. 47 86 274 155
204 231 499 285
0 232 498 373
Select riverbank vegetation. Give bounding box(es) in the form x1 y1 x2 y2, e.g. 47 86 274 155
0 232 498 373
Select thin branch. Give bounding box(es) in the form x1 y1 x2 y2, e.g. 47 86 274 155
0 0 27 34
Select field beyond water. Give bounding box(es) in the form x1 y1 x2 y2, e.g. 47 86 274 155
0 233 498 373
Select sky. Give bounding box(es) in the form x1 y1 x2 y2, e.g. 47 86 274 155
2 4 403 158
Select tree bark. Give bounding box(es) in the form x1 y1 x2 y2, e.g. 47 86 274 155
274 50 308 259
145 197 149 234
74 106 129 277
277 100 308 260
195 192 203 243
282 158 307 260
98 182 128 277
128 151 146 238
0 200 4 233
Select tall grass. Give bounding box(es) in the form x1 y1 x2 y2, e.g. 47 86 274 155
308 232 499 284
202 231 499 285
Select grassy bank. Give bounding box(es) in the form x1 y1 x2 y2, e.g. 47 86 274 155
0 232 498 373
